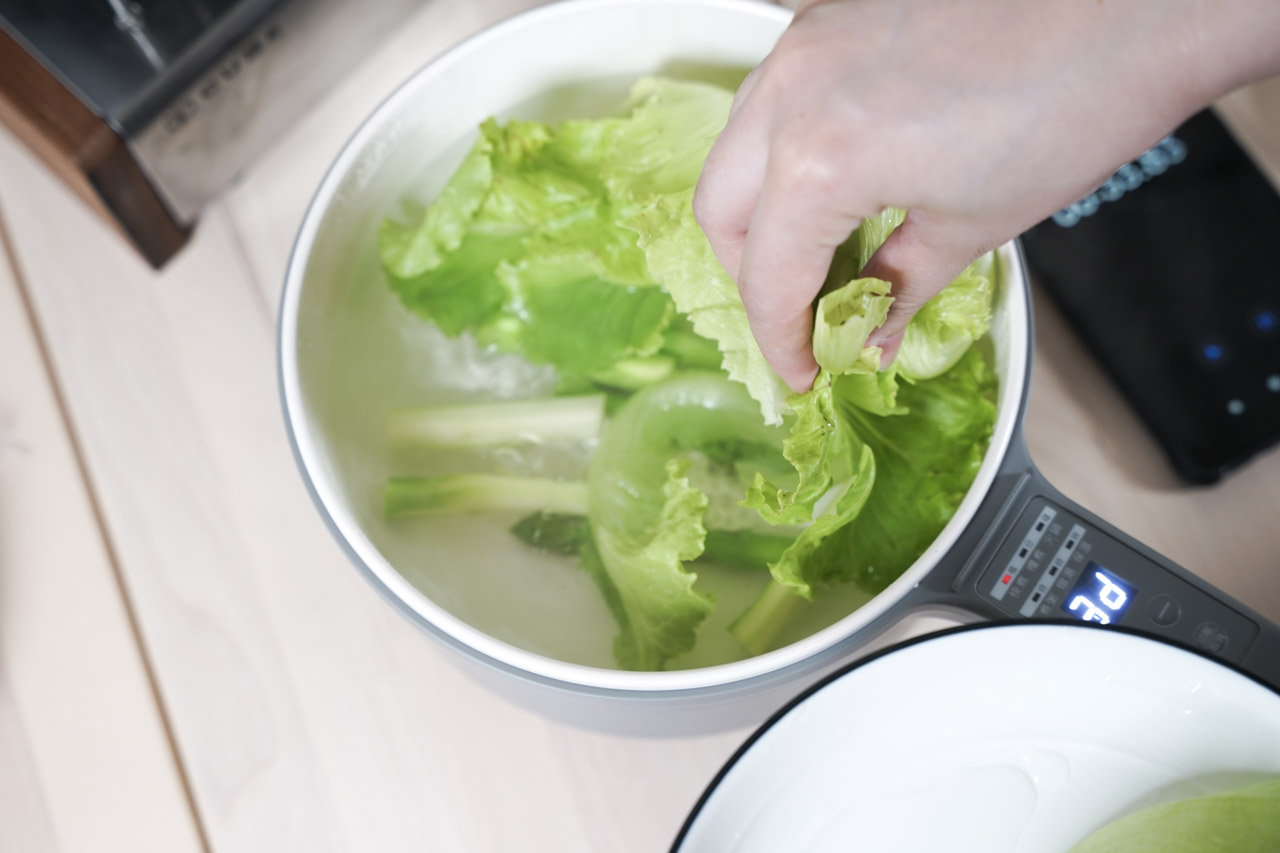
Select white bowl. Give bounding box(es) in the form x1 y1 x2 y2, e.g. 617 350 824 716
676 623 1280 852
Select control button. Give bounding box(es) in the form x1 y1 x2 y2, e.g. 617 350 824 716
1192 622 1229 654
1267 375 1280 393
1148 594 1181 627
1255 310 1278 333
1226 399 1246 416
1200 342 1227 364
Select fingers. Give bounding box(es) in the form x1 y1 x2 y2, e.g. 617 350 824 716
862 211 993 363
694 71 769 283
699 62 864 391
698 66 829 391
735 142 864 392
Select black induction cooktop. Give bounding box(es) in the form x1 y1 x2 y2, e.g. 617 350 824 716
1021 109 1280 484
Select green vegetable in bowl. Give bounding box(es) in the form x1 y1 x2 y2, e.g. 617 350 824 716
1067 777 1280 852
377 76 998 670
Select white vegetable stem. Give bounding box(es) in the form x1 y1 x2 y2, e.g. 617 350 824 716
387 395 606 448
730 580 803 656
385 474 590 519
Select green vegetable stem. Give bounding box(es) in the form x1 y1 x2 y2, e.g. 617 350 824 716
387 395 606 449
384 474 589 519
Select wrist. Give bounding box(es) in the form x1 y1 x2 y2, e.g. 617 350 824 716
1179 0 1280 108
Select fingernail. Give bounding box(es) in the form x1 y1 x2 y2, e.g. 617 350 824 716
785 363 819 393
875 333 903 369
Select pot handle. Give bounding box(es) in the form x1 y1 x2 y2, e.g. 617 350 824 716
895 433 1280 693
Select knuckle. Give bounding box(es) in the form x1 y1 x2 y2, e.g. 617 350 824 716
768 125 839 196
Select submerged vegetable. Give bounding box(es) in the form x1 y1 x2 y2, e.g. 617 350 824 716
377 76 999 670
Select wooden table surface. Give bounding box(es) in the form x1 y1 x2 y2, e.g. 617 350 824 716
2 2 1278 851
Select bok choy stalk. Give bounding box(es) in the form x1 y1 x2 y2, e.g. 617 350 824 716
387 395 606 449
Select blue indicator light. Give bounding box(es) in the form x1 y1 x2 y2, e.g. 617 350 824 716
1201 343 1226 362
1255 310 1278 333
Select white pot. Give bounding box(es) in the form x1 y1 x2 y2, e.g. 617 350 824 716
279 0 1279 734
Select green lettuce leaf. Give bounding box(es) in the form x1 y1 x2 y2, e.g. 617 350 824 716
510 512 592 557
820 207 908 297
589 76 735 201
1068 777 1280 853
732 345 995 654
589 457 712 671
587 372 785 669
742 373 877 599
816 205 994 383
380 79 734 385
807 346 997 594
812 276 894 375
495 250 673 375
382 227 523 337
739 273 895 605
379 138 496 279
623 188 791 425
895 254 996 380
836 370 908 417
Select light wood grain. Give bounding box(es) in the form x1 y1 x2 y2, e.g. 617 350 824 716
0 3 752 848
0 211 205 851
0 128 750 849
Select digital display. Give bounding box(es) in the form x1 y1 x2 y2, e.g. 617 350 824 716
1062 563 1136 625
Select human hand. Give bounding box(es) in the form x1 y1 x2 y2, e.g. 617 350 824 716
695 0 1280 391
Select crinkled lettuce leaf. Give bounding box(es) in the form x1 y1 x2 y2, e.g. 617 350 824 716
379 78 735 385
821 207 908 296
380 138 496 279
896 253 996 380
590 75 735 201
586 372 785 670
805 346 997 594
587 457 711 672
623 188 791 425
734 339 995 653
812 276 894 375
818 205 995 383
495 250 673 375
1068 777 1280 853
742 373 877 599
836 370 909 417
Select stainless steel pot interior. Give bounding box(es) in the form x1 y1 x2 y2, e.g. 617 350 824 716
278 0 1031 705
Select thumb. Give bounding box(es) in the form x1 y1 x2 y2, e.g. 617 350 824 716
861 212 993 364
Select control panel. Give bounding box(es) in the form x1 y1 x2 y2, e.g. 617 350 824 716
978 497 1260 662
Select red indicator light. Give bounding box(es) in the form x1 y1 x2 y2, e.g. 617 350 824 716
1002 574 1012 585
